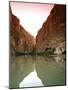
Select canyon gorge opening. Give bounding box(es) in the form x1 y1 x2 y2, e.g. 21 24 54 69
10 2 54 38
10 1 66 55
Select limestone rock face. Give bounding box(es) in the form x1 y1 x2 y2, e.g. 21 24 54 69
10 6 35 53
36 5 66 54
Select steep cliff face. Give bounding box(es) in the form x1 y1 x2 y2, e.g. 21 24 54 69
36 5 66 54
10 6 35 53
10 5 66 54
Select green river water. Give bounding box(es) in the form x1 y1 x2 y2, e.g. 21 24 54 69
9 55 66 88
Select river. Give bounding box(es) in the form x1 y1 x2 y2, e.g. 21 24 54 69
9 55 66 88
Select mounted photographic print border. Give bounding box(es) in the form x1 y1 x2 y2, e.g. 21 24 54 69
9 1 66 89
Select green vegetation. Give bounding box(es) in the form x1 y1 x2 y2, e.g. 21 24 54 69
35 48 55 56
15 48 55 56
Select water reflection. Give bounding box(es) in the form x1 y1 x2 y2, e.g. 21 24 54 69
20 69 43 87
35 55 65 86
9 55 65 88
9 55 34 88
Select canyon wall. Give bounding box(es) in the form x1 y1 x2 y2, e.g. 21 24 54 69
36 5 66 54
10 4 66 55
10 6 35 53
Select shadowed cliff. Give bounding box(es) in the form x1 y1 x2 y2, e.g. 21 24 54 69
10 4 66 55
36 5 66 54
10 5 35 54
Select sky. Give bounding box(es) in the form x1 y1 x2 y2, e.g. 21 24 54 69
10 2 54 38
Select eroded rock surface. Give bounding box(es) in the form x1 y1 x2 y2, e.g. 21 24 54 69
10 5 66 55
10 6 35 53
36 5 66 54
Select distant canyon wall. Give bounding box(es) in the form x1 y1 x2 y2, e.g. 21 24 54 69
10 5 66 54
36 5 66 54
10 6 35 53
